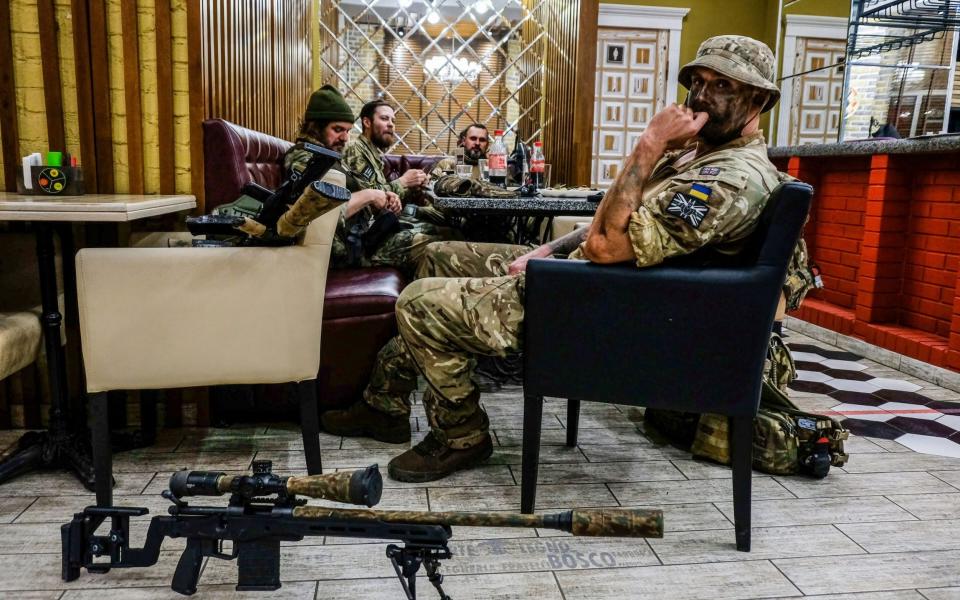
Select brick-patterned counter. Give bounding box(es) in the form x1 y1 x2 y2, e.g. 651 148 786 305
769 136 960 372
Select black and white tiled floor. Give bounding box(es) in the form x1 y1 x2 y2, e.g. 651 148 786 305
787 340 960 459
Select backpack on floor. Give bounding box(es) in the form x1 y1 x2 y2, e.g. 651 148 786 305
644 333 849 478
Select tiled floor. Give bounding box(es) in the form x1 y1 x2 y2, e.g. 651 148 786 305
788 342 960 459
0 328 959 599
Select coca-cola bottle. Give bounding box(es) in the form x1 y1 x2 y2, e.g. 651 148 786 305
488 130 508 187
530 141 545 189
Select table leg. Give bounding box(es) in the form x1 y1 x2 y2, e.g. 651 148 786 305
0 223 100 492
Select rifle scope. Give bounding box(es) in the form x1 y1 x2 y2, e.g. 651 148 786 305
168 462 382 507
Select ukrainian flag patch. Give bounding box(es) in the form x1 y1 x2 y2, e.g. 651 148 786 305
689 183 712 201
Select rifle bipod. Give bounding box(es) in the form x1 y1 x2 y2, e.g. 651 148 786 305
386 543 453 600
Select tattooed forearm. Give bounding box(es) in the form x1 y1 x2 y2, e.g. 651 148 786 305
545 226 589 255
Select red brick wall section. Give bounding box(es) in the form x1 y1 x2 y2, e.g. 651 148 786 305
902 154 960 340
856 155 910 324
802 157 869 310
777 150 960 372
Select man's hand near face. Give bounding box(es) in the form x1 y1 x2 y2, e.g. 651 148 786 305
582 103 707 264
642 103 709 152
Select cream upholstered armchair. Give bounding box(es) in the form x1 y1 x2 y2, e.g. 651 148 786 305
76 173 343 506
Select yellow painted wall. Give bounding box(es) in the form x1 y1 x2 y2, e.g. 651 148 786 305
6 0 194 194
606 0 774 67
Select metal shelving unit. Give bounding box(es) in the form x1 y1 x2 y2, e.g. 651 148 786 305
838 0 960 139
848 0 960 59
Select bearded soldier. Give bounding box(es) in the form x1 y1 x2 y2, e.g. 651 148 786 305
286 90 458 276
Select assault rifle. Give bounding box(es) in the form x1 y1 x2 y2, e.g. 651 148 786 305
187 142 350 245
62 461 664 599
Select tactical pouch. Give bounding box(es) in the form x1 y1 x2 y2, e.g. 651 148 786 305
764 332 796 393
213 194 263 220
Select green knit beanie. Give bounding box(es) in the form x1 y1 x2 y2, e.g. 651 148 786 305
304 85 355 123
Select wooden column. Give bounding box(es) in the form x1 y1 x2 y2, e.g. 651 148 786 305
0 0 21 191
572 0 598 187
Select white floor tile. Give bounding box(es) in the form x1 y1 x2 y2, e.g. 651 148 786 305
793 351 828 363
821 359 869 371
796 370 833 383
869 378 923 392
936 414 960 431
829 380 881 393
831 403 893 422
879 402 942 420
896 434 960 459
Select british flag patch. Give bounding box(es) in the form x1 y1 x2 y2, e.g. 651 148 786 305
666 192 710 229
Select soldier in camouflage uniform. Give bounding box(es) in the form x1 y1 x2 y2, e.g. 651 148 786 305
285 90 458 277
324 35 802 483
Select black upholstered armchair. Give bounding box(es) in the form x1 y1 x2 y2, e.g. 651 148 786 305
519 181 813 552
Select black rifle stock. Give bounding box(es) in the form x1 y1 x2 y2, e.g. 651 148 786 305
61 461 664 599
256 142 338 230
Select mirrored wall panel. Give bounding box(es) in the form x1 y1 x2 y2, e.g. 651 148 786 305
319 0 558 155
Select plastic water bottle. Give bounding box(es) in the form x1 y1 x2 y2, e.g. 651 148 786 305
530 141 545 189
488 130 507 187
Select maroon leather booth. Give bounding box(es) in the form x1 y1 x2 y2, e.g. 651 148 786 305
202 118 404 409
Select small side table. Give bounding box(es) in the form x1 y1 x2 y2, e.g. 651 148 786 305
0 192 196 494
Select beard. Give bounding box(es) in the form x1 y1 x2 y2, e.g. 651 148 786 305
371 129 395 150
689 100 750 147
463 146 484 163
326 138 346 152
697 119 745 147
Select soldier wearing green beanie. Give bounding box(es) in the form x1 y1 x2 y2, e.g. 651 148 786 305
283 86 460 277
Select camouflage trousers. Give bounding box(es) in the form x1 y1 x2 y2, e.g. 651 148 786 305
363 241 533 446
331 218 461 279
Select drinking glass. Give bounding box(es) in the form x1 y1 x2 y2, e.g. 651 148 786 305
478 159 490 181
456 164 473 178
543 164 552 189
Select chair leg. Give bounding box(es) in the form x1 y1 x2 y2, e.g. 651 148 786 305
520 393 544 514
297 380 323 475
566 399 580 447
90 392 113 507
731 415 752 552
139 390 158 446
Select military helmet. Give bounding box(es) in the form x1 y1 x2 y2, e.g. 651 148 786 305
678 35 780 113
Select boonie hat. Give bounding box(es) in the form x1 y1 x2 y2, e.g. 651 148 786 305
678 35 780 113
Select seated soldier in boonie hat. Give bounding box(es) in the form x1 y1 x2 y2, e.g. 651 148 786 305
321 35 810 485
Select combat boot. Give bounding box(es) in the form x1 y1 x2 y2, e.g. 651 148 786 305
321 401 410 444
387 411 493 482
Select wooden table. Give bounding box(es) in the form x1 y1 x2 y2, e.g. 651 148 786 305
0 192 196 492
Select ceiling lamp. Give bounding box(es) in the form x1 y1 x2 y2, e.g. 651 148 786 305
398 0 413 7
424 54 482 83
427 9 440 24
474 0 491 14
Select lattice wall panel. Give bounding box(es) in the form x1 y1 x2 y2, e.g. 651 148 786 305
319 0 554 156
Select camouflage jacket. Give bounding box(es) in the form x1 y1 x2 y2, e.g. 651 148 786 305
571 132 815 310
340 135 408 200
626 132 781 266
